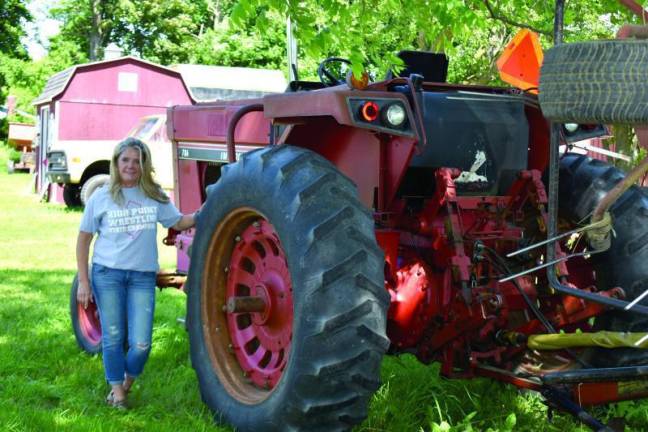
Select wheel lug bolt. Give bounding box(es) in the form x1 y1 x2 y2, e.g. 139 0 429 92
235 235 241 242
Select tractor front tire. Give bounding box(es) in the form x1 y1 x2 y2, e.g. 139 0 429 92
559 154 648 367
70 274 102 354
186 145 389 431
540 40 648 123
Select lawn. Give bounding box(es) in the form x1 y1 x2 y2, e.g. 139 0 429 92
0 146 646 431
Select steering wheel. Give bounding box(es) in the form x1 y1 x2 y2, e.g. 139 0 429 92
317 57 352 86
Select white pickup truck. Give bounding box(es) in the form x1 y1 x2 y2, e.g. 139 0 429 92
46 114 172 206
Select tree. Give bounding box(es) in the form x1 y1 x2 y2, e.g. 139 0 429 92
110 0 212 64
50 0 120 61
186 9 286 70
49 0 289 69
231 0 637 82
0 38 87 121
51 0 214 64
0 0 30 59
0 0 31 139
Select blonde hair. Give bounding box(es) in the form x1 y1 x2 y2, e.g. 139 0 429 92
109 137 169 205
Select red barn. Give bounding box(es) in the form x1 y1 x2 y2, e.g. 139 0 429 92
33 56 286 206
32 56 193 205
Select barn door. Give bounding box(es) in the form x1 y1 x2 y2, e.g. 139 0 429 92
37 106 50 192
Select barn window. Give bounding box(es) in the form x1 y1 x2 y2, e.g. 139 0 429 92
118 72 138 92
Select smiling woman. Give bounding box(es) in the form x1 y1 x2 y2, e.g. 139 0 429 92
74 138 200 409
116 147 141 188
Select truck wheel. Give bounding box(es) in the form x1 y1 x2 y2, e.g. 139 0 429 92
186 145 389 431
80 174 110 205
539 40 648 123
559 154 648 367
70 274 102 354
63 184 82 207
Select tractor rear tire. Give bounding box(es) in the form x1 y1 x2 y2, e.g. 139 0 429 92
70 274 102 354
539 40 648 123
80 174 110 205
186 145 389 431
559 153 648 367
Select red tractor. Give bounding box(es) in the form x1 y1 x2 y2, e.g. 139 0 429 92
166 37 648 431
69 4 648 431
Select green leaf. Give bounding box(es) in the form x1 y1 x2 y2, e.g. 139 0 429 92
431 420 451 432
230 2 249 26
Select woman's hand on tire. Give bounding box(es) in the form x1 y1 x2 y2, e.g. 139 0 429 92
77 280 94 309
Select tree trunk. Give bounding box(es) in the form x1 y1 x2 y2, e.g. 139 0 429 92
89 0 102 60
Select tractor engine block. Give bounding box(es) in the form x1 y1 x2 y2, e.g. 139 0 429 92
382 168 606 375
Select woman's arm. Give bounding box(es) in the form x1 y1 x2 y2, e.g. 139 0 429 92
76 231 94 309
172 210 199 231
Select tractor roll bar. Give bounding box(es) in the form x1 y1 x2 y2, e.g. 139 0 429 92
226 103 264 163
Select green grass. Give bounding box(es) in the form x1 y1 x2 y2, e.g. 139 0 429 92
1 145 647 431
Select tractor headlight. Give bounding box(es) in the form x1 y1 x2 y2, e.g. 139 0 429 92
383 103 407 128
347 96 413 136
564 123 579 133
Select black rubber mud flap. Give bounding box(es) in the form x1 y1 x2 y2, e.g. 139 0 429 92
540 40 648 123
186 145 389 431
559 154 648 367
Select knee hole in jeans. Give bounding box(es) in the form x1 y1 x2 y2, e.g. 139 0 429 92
103 325 124 347
133 342 151 352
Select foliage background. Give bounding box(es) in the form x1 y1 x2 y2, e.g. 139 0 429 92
0 0 643 120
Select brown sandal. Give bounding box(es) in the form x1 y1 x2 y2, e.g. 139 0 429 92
108 398 128 410
105 390 128 410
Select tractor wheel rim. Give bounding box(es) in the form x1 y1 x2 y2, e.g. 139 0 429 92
202 208 294 404
78 302 102 345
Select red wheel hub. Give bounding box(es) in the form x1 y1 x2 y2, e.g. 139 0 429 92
225 220 293 389
77 302 101 345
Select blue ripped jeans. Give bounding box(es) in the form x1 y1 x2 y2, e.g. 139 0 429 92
91 263 156 385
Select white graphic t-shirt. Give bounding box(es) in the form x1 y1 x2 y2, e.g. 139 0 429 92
79 185 182 272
